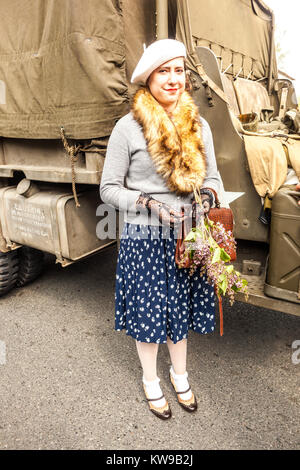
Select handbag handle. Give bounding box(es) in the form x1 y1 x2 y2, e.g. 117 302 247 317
193 186 221 208
205 187 221 208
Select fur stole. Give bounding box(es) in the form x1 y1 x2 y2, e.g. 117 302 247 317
132 88 206 195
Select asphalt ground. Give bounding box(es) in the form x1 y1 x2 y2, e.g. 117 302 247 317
0 244 299 450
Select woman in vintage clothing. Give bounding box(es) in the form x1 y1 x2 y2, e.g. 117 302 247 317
100 39 220 420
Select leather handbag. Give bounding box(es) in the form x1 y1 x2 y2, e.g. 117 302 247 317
207 189 236 261
175 188 236 268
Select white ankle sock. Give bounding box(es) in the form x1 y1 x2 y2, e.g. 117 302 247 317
170 366 193 401
143 377 166 408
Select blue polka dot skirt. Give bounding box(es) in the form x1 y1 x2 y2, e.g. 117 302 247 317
115 223 216 344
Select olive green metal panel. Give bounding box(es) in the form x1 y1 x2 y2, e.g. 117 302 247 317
265 188 300 304
191 47 269 243
233 239 300 316
0 139 104 184
0 186 114 264
235 273 300 317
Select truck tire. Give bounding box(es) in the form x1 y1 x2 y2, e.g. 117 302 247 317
0 251 19 296
16 247 44 287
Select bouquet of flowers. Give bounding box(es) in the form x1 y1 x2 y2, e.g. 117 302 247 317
177 189 248 334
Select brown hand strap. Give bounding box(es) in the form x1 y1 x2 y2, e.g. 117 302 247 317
205 187 221 208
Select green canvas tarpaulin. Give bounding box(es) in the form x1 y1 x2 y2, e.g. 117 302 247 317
0 0 155 140
0 0 276 140
175 0 277 81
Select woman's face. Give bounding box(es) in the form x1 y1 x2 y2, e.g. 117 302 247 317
147 57 186 113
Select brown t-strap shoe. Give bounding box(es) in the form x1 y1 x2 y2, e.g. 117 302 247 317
170 374 197 413
143 384 172 420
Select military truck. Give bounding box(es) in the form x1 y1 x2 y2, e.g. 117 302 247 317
0 0 299 316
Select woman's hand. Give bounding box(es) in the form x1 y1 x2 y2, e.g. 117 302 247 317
199 188 215 213
191 199 205 225
191 188 215 221
136 192 186 227
190 188 216 225
200 195 212 214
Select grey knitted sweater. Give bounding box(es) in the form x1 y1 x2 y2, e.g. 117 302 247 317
100 112 220 226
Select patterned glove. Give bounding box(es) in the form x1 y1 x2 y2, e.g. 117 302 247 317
200 188 215 213
191 199 204 226
191 188 215 225
136 192 186 227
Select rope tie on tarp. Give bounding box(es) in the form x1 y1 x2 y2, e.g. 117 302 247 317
60 127 81 208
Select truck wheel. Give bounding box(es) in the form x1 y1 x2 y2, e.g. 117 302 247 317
16 247 44 287
0 251 19 296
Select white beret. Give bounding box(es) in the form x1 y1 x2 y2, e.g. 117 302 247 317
131 39 187 85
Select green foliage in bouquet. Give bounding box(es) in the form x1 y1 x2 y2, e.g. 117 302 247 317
178 217 248 305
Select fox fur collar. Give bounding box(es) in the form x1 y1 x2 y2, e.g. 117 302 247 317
132 88 206 195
